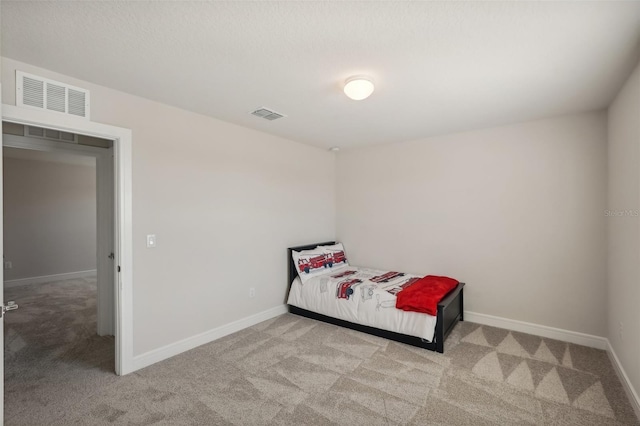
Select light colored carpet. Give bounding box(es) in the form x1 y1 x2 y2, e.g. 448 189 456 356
4 278 639 425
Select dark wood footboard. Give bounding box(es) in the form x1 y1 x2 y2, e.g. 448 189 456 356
286 242 464 353
433 282 465 353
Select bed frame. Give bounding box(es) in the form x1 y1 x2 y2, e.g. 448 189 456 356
286 242 465 353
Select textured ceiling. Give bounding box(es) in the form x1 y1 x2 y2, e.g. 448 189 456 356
2 1 640 150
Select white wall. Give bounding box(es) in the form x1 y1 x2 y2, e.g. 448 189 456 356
1 57 336 356
607 59 640 400
337 112 607 336
3 155 97 280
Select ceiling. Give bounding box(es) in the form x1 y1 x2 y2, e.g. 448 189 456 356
2 1 640 150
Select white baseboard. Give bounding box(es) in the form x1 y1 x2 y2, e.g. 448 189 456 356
132 304 289 372
607 340 640 421
464 311 608 350
4 269 97 288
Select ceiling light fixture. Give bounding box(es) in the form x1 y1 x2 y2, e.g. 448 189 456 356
343 76 375 101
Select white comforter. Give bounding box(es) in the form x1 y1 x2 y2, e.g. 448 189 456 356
287 266 438 342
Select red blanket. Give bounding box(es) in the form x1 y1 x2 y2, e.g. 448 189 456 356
395 275 459 316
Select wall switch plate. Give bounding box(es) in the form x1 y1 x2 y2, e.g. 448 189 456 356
249 287 256 298
3 261 12 270
146 234 157 248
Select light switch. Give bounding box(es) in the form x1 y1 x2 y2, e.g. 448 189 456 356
146 234 157 248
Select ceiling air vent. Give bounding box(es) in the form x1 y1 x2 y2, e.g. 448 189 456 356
251 107 286 121
16 71 90 119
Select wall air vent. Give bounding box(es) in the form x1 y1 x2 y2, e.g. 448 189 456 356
250 107 286 121
27 126 78 144
16 71 90 119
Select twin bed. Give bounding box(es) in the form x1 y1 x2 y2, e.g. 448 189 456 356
286 242 465 353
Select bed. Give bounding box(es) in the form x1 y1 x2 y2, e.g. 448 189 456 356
286 242 465 353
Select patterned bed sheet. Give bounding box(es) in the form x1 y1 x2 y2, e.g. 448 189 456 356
287 266 438 342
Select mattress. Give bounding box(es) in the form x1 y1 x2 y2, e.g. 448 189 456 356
287 266 438 342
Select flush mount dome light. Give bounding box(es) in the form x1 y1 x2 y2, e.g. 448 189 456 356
343 76 374 100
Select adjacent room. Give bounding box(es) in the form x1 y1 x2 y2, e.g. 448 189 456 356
1 1 639 425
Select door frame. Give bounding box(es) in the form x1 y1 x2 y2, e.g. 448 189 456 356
1 103 134 376
3 134 115 337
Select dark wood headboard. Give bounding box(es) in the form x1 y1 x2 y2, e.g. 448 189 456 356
287 241 335 288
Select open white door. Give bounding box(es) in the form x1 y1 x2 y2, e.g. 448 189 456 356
96 146 115 336
0 83 4 425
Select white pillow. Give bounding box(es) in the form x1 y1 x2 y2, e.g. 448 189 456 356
292 244 349 283
317 243 350 268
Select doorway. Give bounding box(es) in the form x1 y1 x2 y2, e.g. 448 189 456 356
0 102 133 423
0 102 134 376
2 125 116 422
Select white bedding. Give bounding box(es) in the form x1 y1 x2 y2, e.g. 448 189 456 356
287 266 438 342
